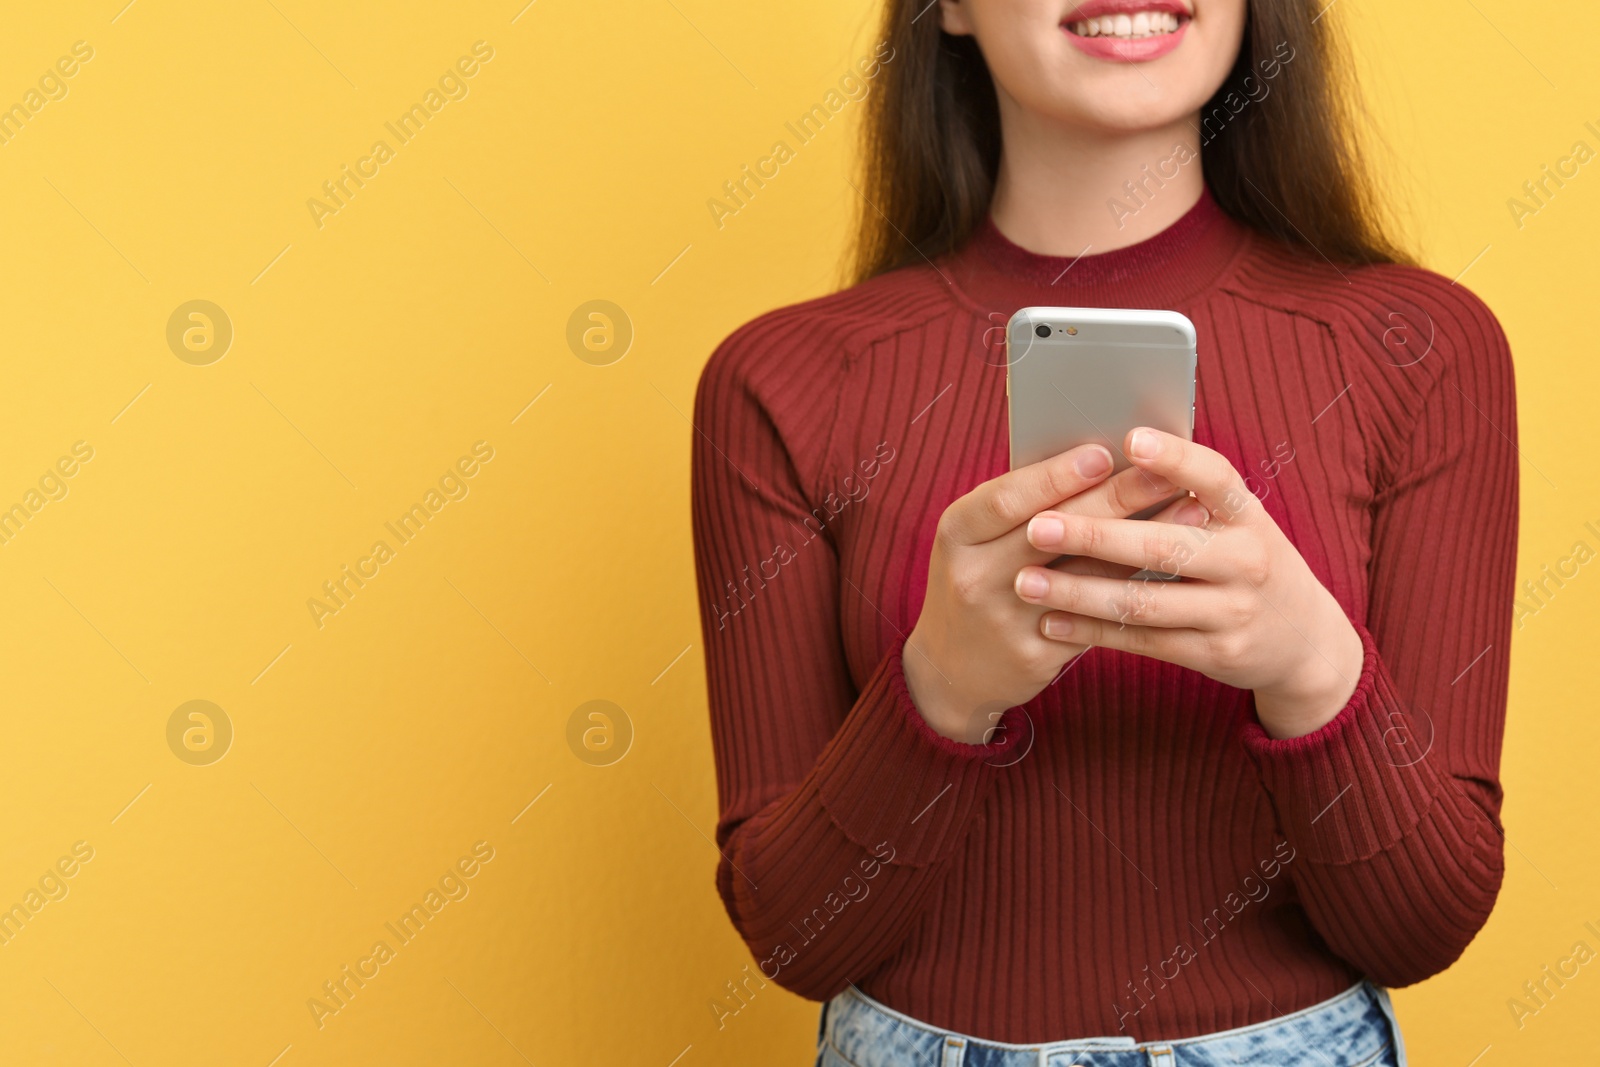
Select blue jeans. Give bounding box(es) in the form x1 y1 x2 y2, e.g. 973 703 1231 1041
816 980 1405 1067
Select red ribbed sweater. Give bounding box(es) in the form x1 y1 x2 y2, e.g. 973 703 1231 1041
690 188 1517 1042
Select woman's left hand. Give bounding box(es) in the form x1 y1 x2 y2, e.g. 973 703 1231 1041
1016 427 1365 740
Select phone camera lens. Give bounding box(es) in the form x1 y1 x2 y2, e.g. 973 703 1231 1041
1034 324 1051 338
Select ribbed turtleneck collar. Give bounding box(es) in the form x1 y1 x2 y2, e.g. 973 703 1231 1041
939 185 1250 315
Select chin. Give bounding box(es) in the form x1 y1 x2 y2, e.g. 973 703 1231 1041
1040 87 1205 133
973 0 1246 134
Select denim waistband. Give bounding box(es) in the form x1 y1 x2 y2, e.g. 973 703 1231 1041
817 980 1406 1067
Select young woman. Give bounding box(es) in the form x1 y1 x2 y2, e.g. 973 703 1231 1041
691 0 1517 1063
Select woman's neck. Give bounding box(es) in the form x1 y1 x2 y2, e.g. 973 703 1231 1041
988 108 1205 258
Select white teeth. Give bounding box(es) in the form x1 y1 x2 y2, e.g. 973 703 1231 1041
1069 10 1180 37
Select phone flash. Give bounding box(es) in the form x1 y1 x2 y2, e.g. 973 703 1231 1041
1064 326 1078 335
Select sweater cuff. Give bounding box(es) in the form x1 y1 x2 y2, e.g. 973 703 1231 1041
812 635 1021 868
1238 621 1446 865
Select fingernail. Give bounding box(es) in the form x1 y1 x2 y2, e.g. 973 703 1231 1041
1043 615 1074 638
1017 570 1049 599
1028 515 1065 547
1074 447 1112 478
1128 428 1160 460
1174 501 1208 526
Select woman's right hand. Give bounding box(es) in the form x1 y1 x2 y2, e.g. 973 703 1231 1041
902 443 1202 743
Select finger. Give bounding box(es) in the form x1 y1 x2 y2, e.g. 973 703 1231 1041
1030 492 1203 575
1125 427 1257 519
1052 463 1178 520
1046 555 1139 580
1145 491 1208 527
1014 566 1225 629
1021 488 1209 569
1025 511 1235 580
942 444 1113 546
1036 611 1207 665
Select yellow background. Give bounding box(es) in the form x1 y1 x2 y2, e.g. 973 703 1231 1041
0 1 1593 1063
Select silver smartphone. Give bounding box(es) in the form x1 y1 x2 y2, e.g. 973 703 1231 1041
1006 306 1196 519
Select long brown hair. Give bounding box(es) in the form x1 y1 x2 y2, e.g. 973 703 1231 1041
848 1 1412 286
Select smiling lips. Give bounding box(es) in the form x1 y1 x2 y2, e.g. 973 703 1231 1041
1063 1 1191 61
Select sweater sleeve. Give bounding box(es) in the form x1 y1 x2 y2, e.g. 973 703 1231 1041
690 316 1022 1000
1238 278 1519 987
